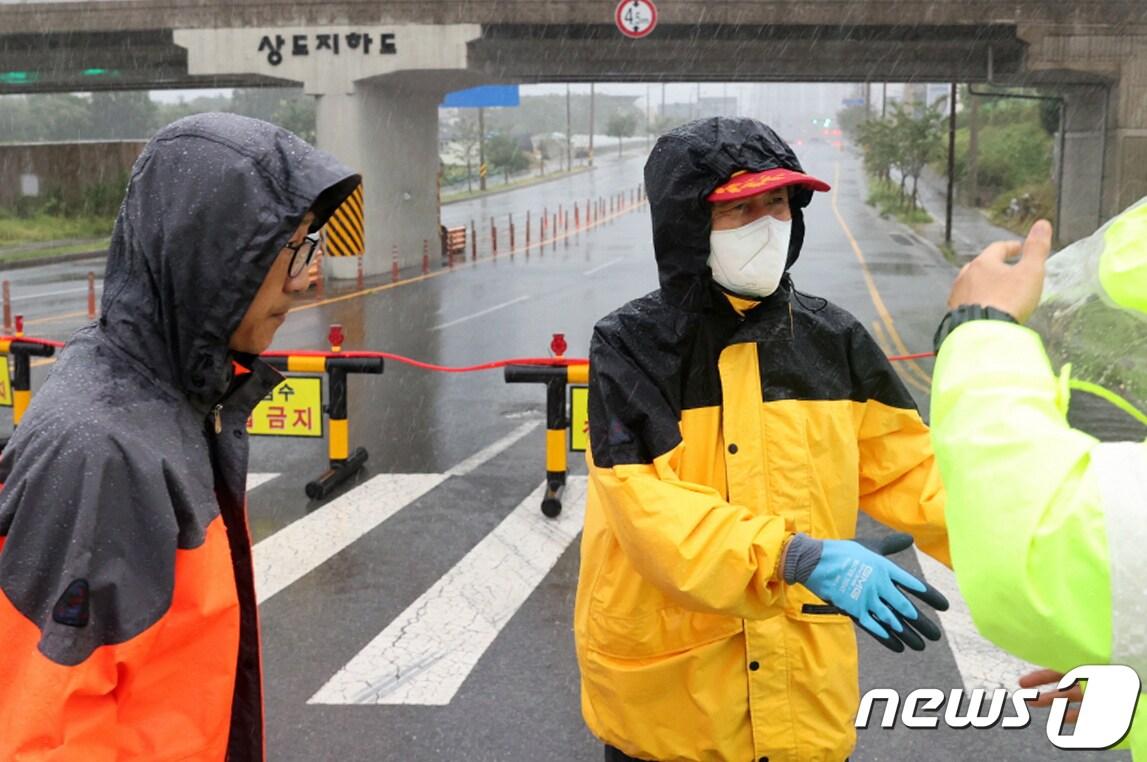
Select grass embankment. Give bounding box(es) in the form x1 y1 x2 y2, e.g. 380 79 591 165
0 213 113 245
866 178 933 226
1032 300 1147 412
442 166 592 204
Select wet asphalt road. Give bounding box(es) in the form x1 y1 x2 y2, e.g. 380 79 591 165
1 144 1133 761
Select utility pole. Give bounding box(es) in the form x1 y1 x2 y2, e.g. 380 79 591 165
945 83 957 245
882 82 888 118
478 106 486 191
566 83 572 171
588 83 596 167
968 89 979 206
645 83 652 148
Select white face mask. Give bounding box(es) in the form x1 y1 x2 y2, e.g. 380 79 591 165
707 214 792 298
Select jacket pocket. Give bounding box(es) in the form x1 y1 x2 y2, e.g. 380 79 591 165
586 548 743 659
586 604 744 659
784 582 849 623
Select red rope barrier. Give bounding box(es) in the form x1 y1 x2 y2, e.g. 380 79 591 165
2 337 934 371
0 336 65 348
260 349 588 373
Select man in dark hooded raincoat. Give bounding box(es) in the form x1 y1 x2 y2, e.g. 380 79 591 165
574 117 951 761
0 113 359 760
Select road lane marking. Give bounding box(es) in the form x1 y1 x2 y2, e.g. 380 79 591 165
246 472 280 491
289 201 648 314
308 476 587 706
10 286 100 302
432 295 531 331
584 258 623 276
913 549 1038 692
254 473 447 604
446 421 539 476
253 424 542 604
14 198 651 333
829 164 934 389
872 321 930 396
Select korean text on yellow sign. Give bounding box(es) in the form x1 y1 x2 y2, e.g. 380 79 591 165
247 377 323 438
569 385 588 452
0 356 11 408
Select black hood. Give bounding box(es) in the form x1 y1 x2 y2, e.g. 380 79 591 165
643 117 814 311
99 113 360 407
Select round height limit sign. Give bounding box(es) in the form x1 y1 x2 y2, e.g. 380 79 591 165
615 0 657 38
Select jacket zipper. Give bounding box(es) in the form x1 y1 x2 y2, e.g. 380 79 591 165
211 403 223 435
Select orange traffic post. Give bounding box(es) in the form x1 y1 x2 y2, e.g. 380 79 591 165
391 244 400 283
491 217 498 258
574 203 580 229
2 280 11 334
552 213 558 251
525 210 531 248
14 314 23 338
470 219 477 261
87 272 97 321
422 239 430 275
509 213 516 253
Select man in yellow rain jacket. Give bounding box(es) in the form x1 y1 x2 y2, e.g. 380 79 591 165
575 117 951 762
933 203 1147 756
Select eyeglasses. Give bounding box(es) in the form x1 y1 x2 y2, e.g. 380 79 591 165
286 232 321 279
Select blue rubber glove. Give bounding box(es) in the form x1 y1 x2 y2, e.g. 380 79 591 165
786 532 949 653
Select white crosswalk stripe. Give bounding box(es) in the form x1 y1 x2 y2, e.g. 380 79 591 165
246 472 280 492
309 477 587 706
253 423 541 605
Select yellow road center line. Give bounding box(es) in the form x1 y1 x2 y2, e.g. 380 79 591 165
872 320 930 396
829 164 933 387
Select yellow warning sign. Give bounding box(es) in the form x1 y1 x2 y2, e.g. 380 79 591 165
0 355 10 408
247 377 323 438
569 385 588 452
324 184 364 257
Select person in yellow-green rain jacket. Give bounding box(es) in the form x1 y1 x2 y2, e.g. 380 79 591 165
933 201 1147 757
574 116 951 762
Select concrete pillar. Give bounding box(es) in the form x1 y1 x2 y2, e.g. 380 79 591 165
1059 85 1107 244
317 83 442 279
173 23 484 279
1103 54 1147 224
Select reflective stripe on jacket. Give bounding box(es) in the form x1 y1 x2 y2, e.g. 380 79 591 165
932 319 1147 758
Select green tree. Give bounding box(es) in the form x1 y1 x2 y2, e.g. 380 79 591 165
0 94 91 142
89 91 158 139
889 100 945 209
272 96 316 143
486 132 529 175
856 118 896 183
606 111 638 157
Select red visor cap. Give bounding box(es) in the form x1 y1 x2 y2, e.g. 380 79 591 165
707 168 831 202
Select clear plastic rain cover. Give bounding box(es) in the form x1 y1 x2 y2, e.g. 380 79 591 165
1028 197 1147 420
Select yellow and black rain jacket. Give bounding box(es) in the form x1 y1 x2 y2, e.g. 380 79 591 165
574 117 949 762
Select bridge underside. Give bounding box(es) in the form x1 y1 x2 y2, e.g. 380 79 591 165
0 25 1106 96
0 22 1134 250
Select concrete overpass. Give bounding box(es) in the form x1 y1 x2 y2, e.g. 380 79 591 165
2 1 1145 274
